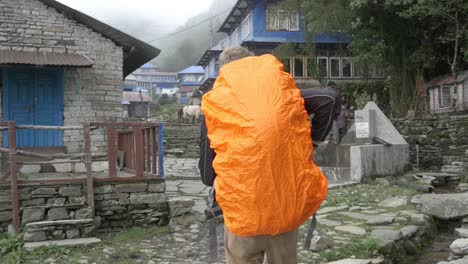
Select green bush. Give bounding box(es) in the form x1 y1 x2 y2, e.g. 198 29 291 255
0 233 24 264
340 81 390 114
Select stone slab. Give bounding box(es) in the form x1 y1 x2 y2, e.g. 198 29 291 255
326 259 372 264
25 218 94 228
24 237 101 250
317 205 349 215
450 238 468 255
378 197 408 208
335 225 367 235
400 225 419 239
371 229 402 242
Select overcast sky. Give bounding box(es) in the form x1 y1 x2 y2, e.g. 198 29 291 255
57 0 214 41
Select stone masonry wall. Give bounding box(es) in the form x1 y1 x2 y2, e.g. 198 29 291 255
164 124 200 158
0 0 124 153
393 114 468 168
0 179 168 237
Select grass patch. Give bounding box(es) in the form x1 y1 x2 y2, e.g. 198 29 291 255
0 233 24 264
18 226 170 264
320 237 380 261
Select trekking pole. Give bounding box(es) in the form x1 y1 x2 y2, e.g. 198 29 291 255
208 217 218 263
303 213 317 250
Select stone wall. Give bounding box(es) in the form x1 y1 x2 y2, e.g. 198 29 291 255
0 179 169 238
0 0 124 152
393 114 468 168
164 124 200 158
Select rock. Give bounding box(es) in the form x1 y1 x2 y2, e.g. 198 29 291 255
75 208 94 219
319 219 342 227
129 193 166 205
24 231 47 242
450 238 468 256
458 183 468 192
92 161 108 172
169 214 203 228
51 230 65 240
47 197 66 206
455 228 468 238
114 183 147 193
20 165 41 174
375 178 390 186
409 214 428 225
69 196 86 204
59 186 82 197
419 193 468 220
367 214 396 225
168 197 195 217
338 212 369 221
442 165 464 174
308 235 333 252
463 217 468 224
326 259 372 264
378 197 408 208
0 211 12 221
438 259 468 264
31 188 57 196
334 226 367 235
22 208 45 224
317 205 349 215
400 225 419 239
148 182 166 193
48 208 70 220
23 237 102 250
66 229 80 239
53 163 72 173
94 185 112 194
371 229 402 242
21 198 45 207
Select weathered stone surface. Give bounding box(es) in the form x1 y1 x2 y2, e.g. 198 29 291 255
437 259 468 264
0 211 12 221
47 197 66 206
20 165 41 174
51 230 65 240
25 219 94 228
59 186 82 197
458 183 468 192
24 231 47 242
455 228 468 238
114 183 147 193
75 208 93 219
148 183 166 193
22 208 45 224
53 163 72 173
24 238 102 250
309 235 333 252
417 193 468 220
375 178 391 186
317 205 349 215
367 214 396 225
371 229 402 242
92 161 108 172
378 197 408 208
31 188 57 196
400 225 419 239
168 197 194 217
21 198 45 207
335 226 366 235
319 219 342 227
450 238 468 256
339 212 369 221
48 208 70 220
94 185 112 194
326 259 372 264
66 229 80 239
129 193 166 204
69 196 86 204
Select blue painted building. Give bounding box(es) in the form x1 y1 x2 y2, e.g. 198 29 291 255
130 64 179 97
177 66 204 104
197 0 384 91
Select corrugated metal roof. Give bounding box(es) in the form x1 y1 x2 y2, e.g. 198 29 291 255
425 70 468 89
179 66 205 74
0 50 93 67
122 91 151 103
36 0 160 76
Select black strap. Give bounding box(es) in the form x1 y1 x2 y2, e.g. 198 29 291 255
304 214 317 250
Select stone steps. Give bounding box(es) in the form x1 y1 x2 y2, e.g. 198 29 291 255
23 218 97 242
24 237 101 250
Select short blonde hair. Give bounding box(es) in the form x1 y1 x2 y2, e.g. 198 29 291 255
219 47 254 66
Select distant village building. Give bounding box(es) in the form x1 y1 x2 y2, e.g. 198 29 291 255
132 63 160 91
197 0 385 92
177 66 204 104
426 70 468 114
122 91 151 118
154 72 179 96
129 64 179 99
123 74 138 91
0 0 159 152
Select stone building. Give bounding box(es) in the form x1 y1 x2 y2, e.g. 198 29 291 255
0 0 160 153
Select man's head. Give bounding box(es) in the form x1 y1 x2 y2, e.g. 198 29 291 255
219 46 254 67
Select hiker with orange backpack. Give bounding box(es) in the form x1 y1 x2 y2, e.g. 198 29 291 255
199 47 340 263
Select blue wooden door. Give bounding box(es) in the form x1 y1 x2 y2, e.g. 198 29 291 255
3 67 64 147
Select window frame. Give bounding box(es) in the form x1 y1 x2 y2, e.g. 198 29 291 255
317 57 329 78
292 56 305 78
329 57 341 78
439 85 453 108
289 11 300 31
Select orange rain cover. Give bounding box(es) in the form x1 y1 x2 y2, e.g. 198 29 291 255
201 54 328 236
